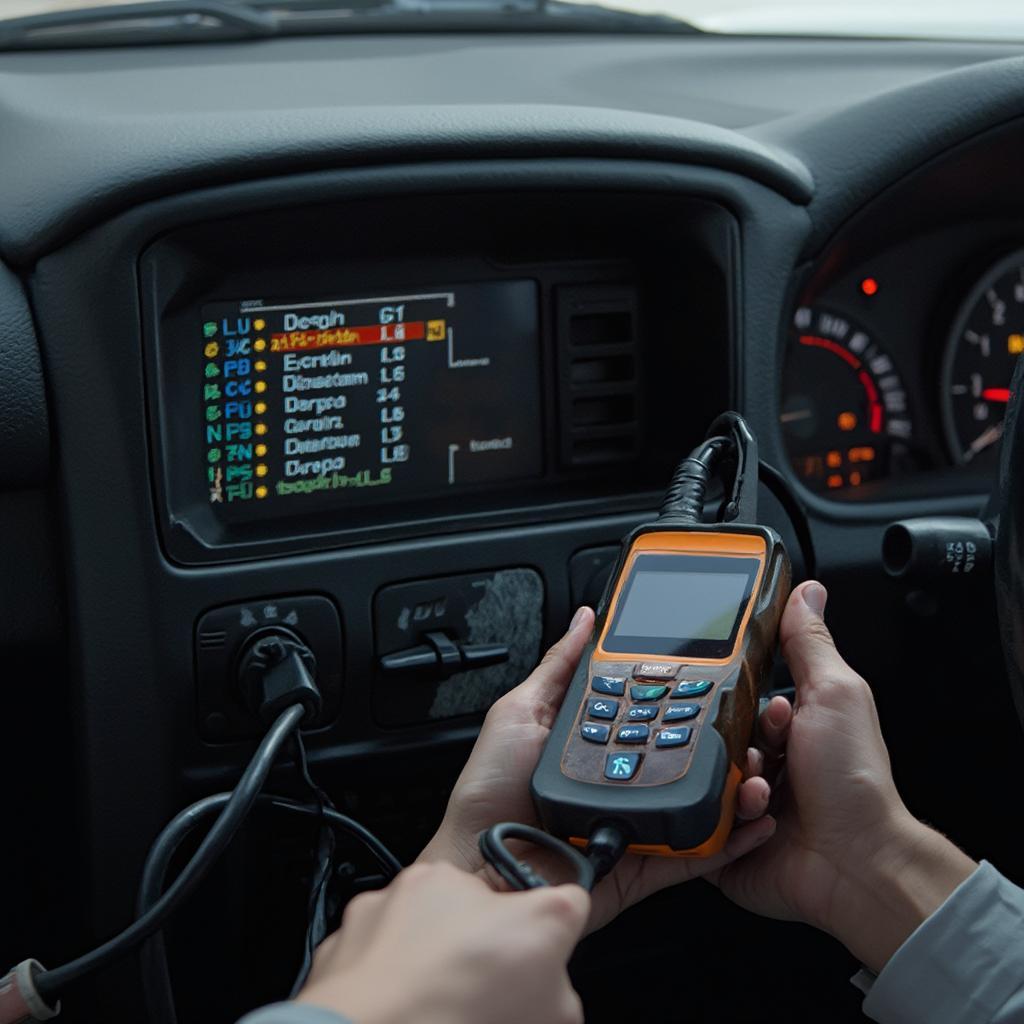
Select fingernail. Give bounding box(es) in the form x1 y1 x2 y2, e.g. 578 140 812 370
568 607 589 633
802 582 827 617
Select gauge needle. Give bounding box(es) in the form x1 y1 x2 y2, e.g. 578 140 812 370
780 408 813 423
981 387 1011 402
963 422 1005 462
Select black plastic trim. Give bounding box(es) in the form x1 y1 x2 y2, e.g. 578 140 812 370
0 105 811 266
0 262 49 489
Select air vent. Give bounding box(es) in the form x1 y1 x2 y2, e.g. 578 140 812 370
556 285 641 466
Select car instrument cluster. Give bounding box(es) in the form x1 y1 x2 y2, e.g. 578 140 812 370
781 305 913 493
781 242 1024 499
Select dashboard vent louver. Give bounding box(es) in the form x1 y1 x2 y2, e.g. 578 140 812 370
556 285 641 466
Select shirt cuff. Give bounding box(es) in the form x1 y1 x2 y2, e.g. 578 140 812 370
860 860 1024 1024
237 1002 355 1024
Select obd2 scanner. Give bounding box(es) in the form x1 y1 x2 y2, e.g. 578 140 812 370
480 412 791 890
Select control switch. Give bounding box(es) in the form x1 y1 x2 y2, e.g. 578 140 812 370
374 568 542 727
379 631 509 677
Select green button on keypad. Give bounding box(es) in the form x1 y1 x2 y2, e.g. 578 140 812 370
630 684 669 702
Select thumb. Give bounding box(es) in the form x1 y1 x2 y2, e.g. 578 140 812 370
514 606 595 723
779 581 861 703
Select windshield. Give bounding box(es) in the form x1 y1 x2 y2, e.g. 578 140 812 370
5 0 1024 41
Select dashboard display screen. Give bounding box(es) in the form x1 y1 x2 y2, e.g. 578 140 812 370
198 282 542 519
603 554 760 658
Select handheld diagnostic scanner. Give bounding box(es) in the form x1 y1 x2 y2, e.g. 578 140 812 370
529 413 791 862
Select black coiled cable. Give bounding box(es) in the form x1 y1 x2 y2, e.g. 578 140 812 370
478 822 628 893
34 704 306 1006
659 435 734 524
137 792 402 1024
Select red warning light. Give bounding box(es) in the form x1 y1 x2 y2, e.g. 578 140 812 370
860 277 879 297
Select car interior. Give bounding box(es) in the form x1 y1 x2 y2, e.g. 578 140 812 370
3 3 1024 1021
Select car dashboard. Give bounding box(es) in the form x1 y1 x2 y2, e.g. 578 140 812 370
3 28 1024 1024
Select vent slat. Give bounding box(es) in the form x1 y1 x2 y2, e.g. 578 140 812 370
556 285 641 467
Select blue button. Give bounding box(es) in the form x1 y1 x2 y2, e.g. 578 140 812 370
626 705 658 721
656 727 692 748
591 675 626 697
671 680 713 699
605 752 641 780
630 684 669 702
580 722 611 744
586 697 619 720
663 703 700 722
617 724 650 743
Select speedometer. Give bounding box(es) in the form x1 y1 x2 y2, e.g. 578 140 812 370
781 306 914 494
941 251 1024 465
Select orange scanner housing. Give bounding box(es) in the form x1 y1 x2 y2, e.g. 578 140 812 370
532 522 790 859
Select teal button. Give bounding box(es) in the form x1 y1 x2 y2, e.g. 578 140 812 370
630 684 669 702
671 680 713 699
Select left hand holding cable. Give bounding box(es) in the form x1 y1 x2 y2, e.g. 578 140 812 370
418 606 777 933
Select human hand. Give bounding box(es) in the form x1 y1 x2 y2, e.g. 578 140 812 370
295 861 589 1024
709 580 977 972
418 606 777 933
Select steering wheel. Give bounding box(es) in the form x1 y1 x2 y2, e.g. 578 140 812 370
992 354 1024 729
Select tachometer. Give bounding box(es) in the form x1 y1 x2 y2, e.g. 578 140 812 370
941 250 1024 465
781 306 914 493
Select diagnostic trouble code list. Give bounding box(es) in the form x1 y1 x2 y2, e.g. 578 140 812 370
199 282 543 517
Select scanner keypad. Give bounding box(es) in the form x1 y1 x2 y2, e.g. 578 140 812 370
573 661 721 784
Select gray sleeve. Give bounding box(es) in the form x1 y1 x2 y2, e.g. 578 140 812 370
859 861 1024 1024
236 1002 355 1024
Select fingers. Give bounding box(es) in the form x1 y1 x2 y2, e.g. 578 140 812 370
515 885 590 1024
523 882 592 948
722 816 776 860
555 988 585 1024
735 775 770 821
309 888 387 978
509 606 595 726
300 861 588 1023
756 695 793 757
779 581 867 705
